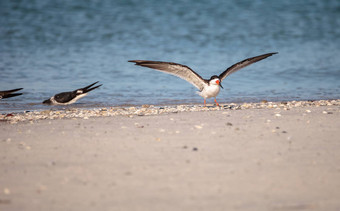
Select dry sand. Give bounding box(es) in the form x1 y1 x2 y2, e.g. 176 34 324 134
1 102 340 211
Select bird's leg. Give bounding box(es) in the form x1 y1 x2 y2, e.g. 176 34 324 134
214 98 219 107
204 99 206 107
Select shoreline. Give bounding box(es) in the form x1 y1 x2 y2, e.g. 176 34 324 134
1 98 339 210
1 99 340 124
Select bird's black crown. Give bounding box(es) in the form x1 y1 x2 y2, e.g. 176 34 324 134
209 75 219 80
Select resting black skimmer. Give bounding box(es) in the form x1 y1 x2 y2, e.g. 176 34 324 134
0 88 23 99
43 81 102 105
129 52 277 106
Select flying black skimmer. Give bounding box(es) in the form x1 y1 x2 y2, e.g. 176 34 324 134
129 52 277 106
43 81 102 105
0 88 23 99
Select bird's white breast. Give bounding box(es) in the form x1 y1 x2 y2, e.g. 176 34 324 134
65 93 88 104
198 84 220 99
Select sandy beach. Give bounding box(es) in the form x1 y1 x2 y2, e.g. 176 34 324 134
1 100 340 211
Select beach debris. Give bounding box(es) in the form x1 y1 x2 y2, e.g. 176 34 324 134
322 110 333 114
194 125 203 129
0 199 11 204
134 123 144 128
128 107 136 111
3 188 10 195
125 171 132 176
193 147 198 151
0 99 339 124
36 184 47 194
226 122 233 126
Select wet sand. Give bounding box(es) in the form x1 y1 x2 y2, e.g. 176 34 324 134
1 101 340 210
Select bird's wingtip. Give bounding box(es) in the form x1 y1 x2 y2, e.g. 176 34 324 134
83 84 103 93
5 88 24 93
128 60 144 64
263 52 278 57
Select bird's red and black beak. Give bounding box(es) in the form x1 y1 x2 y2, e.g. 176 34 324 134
216 79 223 89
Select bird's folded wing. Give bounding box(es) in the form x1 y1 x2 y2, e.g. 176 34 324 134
54 92 77 103
129 60 207 91
219 52 277 81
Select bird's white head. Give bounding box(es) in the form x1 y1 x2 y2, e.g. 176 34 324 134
209 78 220 86
209 75 223 88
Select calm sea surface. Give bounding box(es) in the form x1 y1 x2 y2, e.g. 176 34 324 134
1 0 340 112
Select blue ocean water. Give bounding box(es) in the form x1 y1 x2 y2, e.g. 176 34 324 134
1 0 340 112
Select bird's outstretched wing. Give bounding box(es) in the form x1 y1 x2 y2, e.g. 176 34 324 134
219 52 278 81
129 60 208 91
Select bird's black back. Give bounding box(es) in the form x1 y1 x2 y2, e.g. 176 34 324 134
54 91 77 103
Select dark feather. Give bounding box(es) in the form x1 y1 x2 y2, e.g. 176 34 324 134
83 84 102 93
219 52 278 81
54 91 77 103
1 93 23 99
0 88 24 99
129 60 207 90
81 81 99 91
